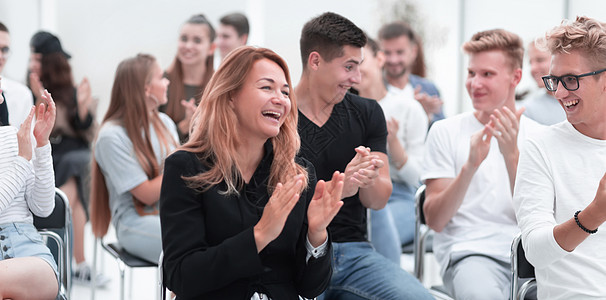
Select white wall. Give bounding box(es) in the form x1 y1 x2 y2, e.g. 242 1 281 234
2 0 606 119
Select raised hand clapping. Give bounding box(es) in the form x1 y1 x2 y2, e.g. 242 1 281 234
33 90 57 147
307 171 345 247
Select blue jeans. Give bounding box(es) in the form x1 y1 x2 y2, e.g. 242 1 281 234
369 207 400 264
387 182 416 245
318 242 433 300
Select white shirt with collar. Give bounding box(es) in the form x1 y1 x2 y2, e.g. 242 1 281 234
2 76 34 127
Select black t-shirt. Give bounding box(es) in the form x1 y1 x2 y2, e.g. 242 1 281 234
298 92 387 243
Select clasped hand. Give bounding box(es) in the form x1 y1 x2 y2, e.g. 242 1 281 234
342 146 384 198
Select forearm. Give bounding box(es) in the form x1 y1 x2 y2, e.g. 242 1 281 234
297 233 332 299
29 144 55 217
554 203 605 251
387 137 407 170
178 118 190 137
504 150 520 194
393 154 423 185
359 175 392 210
130 175 163 205
307 229 328 248
0 157 30 213
424 163 477 232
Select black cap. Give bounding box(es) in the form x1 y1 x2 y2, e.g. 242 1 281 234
30 31 71 59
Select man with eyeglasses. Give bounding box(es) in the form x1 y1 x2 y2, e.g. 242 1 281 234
0 22 33 127
513 16 606 300
422 29 543 299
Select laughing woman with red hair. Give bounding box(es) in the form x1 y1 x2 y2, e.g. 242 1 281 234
160 46 344 300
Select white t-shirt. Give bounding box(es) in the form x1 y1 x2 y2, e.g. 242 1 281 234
422 112 543 275
513 121 606 299
1 77 34 127
378 90 428 185
386 82 413 98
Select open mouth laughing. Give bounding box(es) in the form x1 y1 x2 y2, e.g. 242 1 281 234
562 99 579 108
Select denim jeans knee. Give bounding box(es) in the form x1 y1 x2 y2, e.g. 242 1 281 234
322 242 433 300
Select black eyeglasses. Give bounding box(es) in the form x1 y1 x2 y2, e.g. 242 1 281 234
0 47 9 57
542 68 606 92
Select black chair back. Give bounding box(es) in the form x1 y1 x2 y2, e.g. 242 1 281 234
33 192 67 229
516 237 535 279
417 185 427 225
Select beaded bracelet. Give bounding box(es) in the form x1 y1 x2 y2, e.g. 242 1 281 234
574 210 598 234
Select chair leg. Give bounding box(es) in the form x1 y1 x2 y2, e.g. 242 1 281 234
156 266 161 300
129 267 134 300
91 238 99 300
117 259 126 300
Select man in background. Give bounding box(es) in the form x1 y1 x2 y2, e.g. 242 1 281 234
216 12 249 60
0 21 33 127
378 21 444 126
522 40 566 125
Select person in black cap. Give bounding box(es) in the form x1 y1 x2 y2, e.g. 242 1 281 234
27 30 109 287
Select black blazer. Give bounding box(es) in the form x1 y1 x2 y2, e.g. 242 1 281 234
160 143 332 300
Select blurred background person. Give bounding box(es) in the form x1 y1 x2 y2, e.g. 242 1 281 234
357 36 428 262
522 40 566 125
26 30 105 286
378 21 444 126
162 14 216 141
91 53 178 264
0 21 33 127
216 12 249 61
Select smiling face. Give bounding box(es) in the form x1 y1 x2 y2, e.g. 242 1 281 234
528 43 551 88
466 49 521 114
357 44 384 93
380 35 417 80
313 45 363 103
28 52 42 76
230 58 291 144
177 23 215 67
216 24 246 59
146 61 170 109
550 50 606 137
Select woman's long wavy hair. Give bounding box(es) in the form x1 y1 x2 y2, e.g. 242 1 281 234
164 14 216 124
181 46 308 195
90 54 177 237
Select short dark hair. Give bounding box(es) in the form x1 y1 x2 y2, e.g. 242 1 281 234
220 12 249 37
0 21 8 33
299 12 366 67
366 35 380 57
378 21 416 44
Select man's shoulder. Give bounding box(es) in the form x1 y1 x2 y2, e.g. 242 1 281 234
2 77 31 96
409 74 439 95
343 92 382 113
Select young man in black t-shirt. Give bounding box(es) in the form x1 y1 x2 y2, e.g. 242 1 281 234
295 12 432 300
